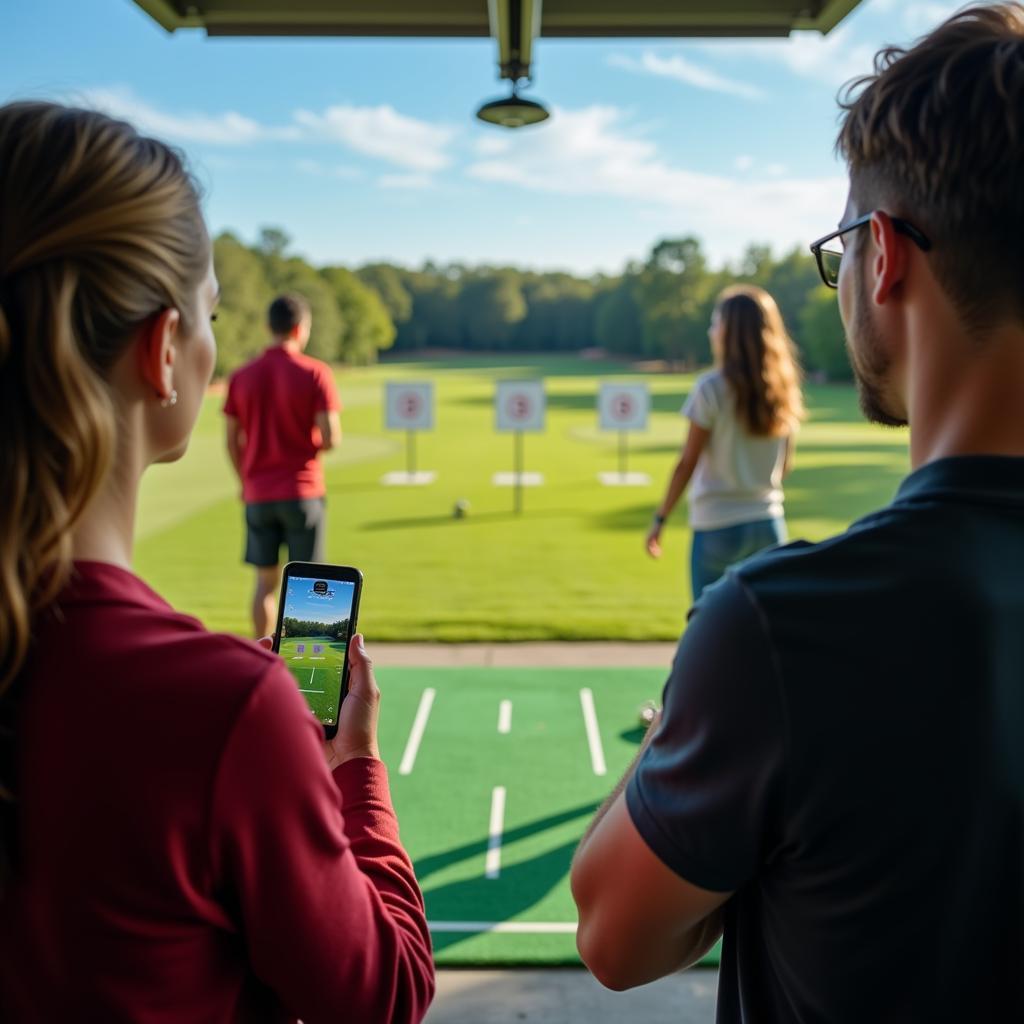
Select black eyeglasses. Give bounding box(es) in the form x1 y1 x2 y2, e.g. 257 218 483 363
809 212 932 289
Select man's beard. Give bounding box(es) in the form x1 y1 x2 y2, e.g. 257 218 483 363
846 268 907 427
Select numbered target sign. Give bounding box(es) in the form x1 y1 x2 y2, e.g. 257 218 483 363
598 383 650 432
495 380 545 433
385 382 434 431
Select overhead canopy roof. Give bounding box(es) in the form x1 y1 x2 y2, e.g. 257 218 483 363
132 1 862 39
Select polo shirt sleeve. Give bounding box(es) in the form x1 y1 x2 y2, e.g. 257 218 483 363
626 574 787 893
209 665 433 1023
314 363 342 413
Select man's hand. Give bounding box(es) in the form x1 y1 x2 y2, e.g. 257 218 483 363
325 634 380 770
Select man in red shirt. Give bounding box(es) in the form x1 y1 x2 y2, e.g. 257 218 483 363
224 293 342 636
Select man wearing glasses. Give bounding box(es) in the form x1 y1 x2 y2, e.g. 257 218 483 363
572 5 1024 1022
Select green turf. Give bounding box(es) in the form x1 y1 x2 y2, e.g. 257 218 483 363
135 355 910 641
278 637 346 725
376 666 720 966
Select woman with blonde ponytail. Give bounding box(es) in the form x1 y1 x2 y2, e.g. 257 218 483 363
0 103 433 1022
647 285 805 601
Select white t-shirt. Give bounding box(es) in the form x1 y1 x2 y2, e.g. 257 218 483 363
682 369 789 530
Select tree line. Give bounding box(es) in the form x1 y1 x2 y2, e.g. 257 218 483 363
282 617 349 640
213 227 850 380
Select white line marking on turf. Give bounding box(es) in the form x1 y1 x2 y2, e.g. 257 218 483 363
485 786 506 880
399 687 436 776
428 921 577 934
497 699 512 734
310 669 316 686
298 689 326 694
579 688 607 776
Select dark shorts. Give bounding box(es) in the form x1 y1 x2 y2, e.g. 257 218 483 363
244 498 326 568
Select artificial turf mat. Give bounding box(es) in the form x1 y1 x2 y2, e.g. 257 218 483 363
375 666 722 967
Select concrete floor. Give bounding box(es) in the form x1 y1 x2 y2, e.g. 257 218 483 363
425 969 718 1024
371 642 678 669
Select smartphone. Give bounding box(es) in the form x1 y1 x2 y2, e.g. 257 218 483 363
271 562 363 739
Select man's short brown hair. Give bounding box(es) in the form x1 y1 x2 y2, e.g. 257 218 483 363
838 3 1024 330
268 293 311 336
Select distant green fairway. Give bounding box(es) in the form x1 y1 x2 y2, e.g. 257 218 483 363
278 637 346 723
136 354 909 640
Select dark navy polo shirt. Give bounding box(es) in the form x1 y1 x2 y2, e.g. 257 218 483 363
627 456 1024 1023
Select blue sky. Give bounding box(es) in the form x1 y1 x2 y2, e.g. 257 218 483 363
4 0 968 273
284 576 354 625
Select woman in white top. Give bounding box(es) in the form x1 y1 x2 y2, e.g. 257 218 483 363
646 285 805 600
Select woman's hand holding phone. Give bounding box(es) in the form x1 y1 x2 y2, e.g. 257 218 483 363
323 634 380 771
259 632 381 770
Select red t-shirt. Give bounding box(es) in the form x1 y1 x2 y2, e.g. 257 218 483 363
223 346 342 504
0 561 433 1023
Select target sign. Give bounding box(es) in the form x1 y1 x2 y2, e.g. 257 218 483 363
495 380 545 433
598 383 649 431
385 382 434 431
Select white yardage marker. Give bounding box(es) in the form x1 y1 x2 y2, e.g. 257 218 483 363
579 688 607 776
485 786 506 879
399 687 436 776
428 921 576 934
497 700 512 734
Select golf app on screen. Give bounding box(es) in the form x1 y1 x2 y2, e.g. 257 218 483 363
279 575 356 727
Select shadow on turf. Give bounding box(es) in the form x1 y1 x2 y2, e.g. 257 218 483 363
619 725 646 745
592 458 908 533
426 839 582 953
416 802 601 952
415 801 599 882
362 509 578 531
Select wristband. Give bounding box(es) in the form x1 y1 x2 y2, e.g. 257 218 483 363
653 514 666 526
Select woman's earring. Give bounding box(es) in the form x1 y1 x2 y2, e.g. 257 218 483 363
161 389 178 408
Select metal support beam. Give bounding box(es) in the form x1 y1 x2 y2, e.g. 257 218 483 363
488 0 543 82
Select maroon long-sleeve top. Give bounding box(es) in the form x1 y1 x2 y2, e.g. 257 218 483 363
0 561 434 1022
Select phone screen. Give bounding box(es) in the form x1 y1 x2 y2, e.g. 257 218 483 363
277 572 357 729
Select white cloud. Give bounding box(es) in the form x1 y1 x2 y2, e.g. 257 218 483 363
700 2 971 90
896 2 969 34
378 173 434 190
466 105 847 261
294 105 455 172
702 26 878 89
608 52 766 101
79 86 301 144
295 159 362 180
77 87 457 173
734 154 754 171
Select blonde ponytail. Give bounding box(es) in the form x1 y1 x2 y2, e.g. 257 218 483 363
0 102 209 888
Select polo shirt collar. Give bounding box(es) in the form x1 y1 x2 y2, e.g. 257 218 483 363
896 454 1024 506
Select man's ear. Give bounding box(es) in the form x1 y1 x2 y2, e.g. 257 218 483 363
869 212 909 306
138 308 180 400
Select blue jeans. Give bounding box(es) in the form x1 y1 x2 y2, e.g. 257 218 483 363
690 517 787 601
